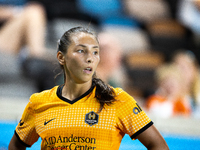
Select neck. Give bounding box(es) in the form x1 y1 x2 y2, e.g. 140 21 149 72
157 89 180 101
62 80 92 101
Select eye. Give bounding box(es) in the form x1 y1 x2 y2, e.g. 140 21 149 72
77 49 84 53
93 50 99 55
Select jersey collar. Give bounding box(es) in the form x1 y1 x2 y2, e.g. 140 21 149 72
56 83 95 104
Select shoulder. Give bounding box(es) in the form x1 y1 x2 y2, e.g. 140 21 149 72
112 87 137 107
29 86 59 103
113 87 136 102
112 88 147 120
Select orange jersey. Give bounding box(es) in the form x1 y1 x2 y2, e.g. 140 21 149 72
146 95 191 117
15 85 153 150
173 98 191 116
146 95 167 109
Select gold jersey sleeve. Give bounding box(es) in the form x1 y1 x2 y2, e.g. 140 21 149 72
113 88 152 139
15 86 153 150
15 96 39 146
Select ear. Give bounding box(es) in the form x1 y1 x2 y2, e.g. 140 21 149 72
57 51 65 65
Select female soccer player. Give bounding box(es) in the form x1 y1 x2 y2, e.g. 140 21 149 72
9 27 169 150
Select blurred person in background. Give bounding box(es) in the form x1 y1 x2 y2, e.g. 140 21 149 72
0 1 48 58
96 32 125 88
123 0 196 62
146 63 191 118
178 0 200 48
172 50 200 118
0 1 56 92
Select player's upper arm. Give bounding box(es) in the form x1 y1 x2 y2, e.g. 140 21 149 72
136 125 169 150
8 134 26 150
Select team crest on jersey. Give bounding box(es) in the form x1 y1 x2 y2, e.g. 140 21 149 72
85 111 99 126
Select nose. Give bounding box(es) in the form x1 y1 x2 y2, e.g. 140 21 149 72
86 52 94 63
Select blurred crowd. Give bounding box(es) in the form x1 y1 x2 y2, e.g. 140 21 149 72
146 50 200 118
1 0 200 119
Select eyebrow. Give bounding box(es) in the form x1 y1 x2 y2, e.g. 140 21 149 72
77 44 99 49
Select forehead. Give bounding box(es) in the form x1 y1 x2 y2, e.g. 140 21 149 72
70 32 98 45
176 54 193 65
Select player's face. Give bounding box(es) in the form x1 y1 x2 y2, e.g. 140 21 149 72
63 32 100 83
174 54 195 85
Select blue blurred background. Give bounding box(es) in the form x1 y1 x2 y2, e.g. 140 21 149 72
1 121 200 150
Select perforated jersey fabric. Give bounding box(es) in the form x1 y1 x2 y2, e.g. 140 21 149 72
15 85 153 150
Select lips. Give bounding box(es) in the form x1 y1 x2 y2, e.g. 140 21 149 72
83 67 93 74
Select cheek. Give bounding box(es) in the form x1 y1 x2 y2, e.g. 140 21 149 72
95 56 100 67
65 56 82 70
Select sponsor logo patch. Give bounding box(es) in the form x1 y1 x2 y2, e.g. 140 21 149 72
44 118 56 126
133 103 143 114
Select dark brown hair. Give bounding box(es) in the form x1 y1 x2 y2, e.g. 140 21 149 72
57 26 116 112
